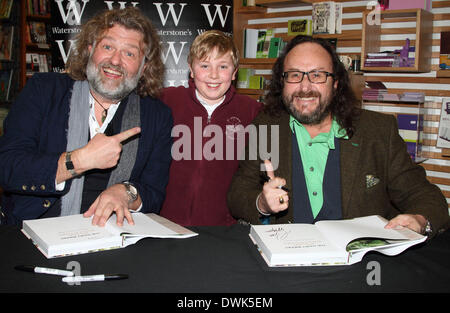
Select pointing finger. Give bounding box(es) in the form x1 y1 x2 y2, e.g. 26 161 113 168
264 159 275 180
113 127 141 143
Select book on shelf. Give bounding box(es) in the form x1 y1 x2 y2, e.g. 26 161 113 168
287 19 312 37
243 28 259 58
0 24 13 60
312 1 336 35
268 37 284 58
0 69 12 102
255 30 266 58
439 32 450 70
258 28 274 58
437 98 450 148
0 0 13 19
22 212 198 258
249 75 264 89
27 0 50 15
236 68 255 89
26 53 50 75
335 2 343 34
249 215 426 267
28 21 48 44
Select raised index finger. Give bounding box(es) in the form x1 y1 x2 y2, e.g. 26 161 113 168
264 159 276 180
113 127 141 143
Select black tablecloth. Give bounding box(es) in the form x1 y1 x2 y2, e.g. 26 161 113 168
1 224 449 294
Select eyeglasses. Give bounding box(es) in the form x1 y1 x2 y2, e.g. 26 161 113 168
282 70 335 84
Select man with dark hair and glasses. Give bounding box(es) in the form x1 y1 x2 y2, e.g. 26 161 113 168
227 35 449 237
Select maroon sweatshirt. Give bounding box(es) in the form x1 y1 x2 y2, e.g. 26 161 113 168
159 80 262 226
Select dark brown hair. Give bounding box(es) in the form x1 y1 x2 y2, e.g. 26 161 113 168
264 35 361 137
65 7 164 98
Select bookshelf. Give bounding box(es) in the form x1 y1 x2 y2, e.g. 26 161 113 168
19 0 51 89
0 0 18 107
233 0 363 100
361 9 432 73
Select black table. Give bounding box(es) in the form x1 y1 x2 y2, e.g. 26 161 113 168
1 224 449 295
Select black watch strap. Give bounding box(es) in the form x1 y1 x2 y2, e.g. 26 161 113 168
65 151 77 177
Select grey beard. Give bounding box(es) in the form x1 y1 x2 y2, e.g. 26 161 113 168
86 59 142 102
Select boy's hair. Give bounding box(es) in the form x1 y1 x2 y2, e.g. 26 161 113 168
188 30 239 69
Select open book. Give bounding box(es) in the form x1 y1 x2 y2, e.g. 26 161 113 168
22 213 198 258
249 215 426 266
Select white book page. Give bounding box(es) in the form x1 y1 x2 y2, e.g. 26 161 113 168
316 215 424 250
251 224 347 265
106 213 198 242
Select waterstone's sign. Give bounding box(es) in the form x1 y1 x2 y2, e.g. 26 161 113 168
50 0 233 87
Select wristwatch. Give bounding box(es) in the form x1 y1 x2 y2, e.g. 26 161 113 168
65 151 77 177
424 220 432 236
122 181 138 204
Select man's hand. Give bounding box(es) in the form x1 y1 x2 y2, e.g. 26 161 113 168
257 160 289 215
83 184 135 227
56 127 141 184
77 127 141 171
385 214 428 234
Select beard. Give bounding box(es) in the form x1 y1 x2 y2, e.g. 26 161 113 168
283 90 333 125
86 58 144 102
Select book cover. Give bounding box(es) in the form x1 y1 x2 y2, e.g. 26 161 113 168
0 69 12 101
236 68 255 89
255 30 267 58
259 28 274 58
312 2 336 35
0 25 13 60
243 28 259 58
287 19 312 36
437 98 450 148
28 21 47 44
268 37 283 58
249 75 264 89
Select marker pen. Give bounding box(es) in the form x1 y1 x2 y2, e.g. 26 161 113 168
62 274 128 283
15 265 74 277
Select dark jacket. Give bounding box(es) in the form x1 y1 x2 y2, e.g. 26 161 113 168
0 73 173 225
227 109 450 236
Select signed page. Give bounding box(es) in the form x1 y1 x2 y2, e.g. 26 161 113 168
249 224 348 266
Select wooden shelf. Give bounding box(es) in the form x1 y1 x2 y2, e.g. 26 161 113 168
255 0 314 8
361 9 433 73
437 70 450 78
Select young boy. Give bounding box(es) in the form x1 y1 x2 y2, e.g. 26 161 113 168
160 30 262 226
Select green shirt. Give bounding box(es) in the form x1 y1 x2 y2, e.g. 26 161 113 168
289 116 348 219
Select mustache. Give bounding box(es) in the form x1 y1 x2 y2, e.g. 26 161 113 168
100 62 127 76
290 90 321 99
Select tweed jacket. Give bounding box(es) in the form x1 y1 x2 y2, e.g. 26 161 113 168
227 109 449 235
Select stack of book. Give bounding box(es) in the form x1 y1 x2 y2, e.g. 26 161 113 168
400 92 425 103
27 0 50 16
362 88 388 101
0 0 13 18
26 53 51 76
243 28 285 59
364 52 398 67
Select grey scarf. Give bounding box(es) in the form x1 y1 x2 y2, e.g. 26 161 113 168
60 80 140 216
